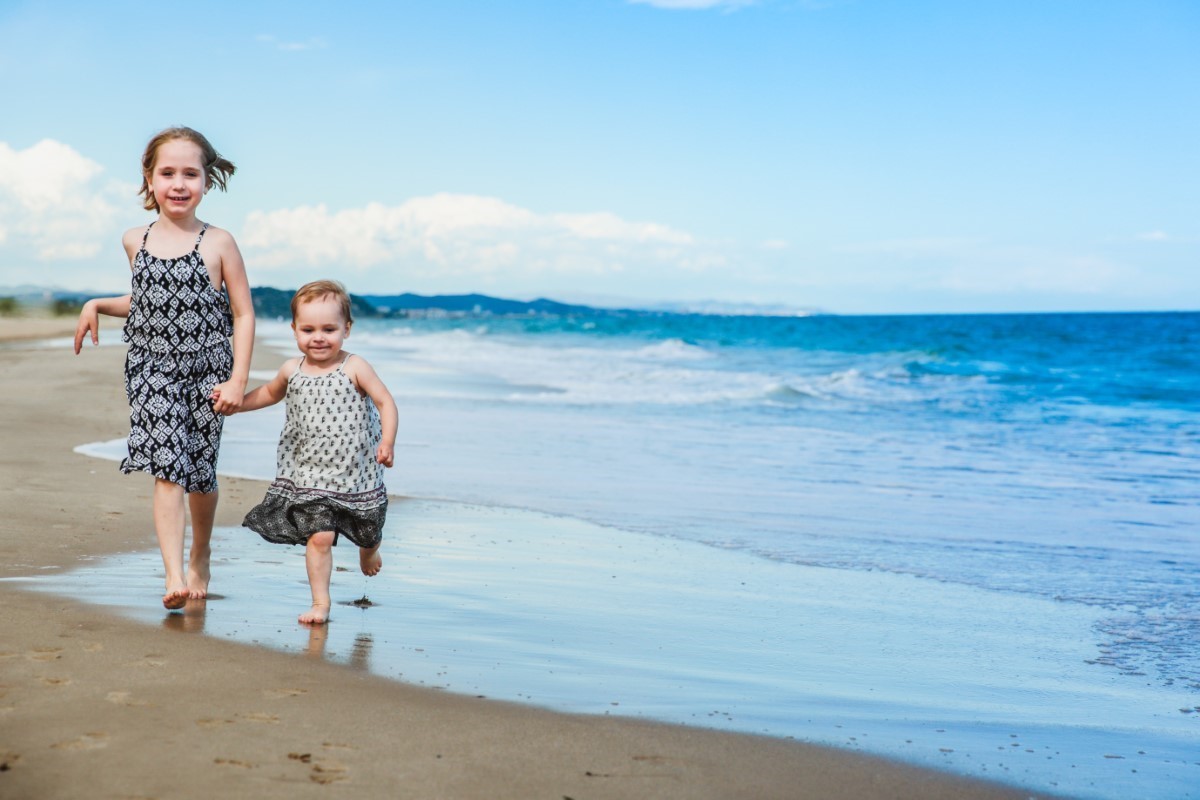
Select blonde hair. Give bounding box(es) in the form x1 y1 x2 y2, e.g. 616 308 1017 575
291 280 353 325
138 127 235 212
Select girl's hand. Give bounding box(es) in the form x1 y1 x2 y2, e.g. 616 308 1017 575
73 300 100 354
211 381 245 415
376 443 394 468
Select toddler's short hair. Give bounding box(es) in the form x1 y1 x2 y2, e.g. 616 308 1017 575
291 280 353 325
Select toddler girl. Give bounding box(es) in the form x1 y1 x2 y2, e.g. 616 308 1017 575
238 280 398 624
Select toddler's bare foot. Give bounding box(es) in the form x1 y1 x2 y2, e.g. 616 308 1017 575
360 546 382 577
299 603 331 625
163 583 189 610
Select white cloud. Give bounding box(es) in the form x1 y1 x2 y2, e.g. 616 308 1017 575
1137 230 1169 242
240 193 706 284
0 139 133 263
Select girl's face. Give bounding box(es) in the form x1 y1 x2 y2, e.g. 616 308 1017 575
292 296 351 368
146 139 207 220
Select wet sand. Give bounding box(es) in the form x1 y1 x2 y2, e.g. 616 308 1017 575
0 316 1037 799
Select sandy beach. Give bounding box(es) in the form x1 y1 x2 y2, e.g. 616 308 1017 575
0 317 1038 799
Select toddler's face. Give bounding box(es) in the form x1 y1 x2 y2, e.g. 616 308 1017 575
292 297 350 367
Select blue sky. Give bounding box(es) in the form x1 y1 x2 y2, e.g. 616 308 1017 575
1 0 1196 314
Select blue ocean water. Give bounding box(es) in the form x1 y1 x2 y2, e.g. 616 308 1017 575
333 310 1200 687
57 309 1200 796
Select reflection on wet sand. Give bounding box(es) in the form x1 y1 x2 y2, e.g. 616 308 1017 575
162 598 207 633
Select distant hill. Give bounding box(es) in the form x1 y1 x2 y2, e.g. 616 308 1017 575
250 287 603 319
250 286 381 320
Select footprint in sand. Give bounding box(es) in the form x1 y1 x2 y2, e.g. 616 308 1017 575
214 757 256 768
27 648 64 662
238 712 281 724
0 751 20 770
129 654 166 668
196 718 236 729
51 732 108 751
106 691 151 707
38 676 71 688
83 642 104 653
309 761 348 784
287 752 349 784
263 688 308 699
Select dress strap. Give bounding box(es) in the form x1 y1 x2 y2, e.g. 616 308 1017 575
193 223 210 250
291 357 307 378
335 353 352 373
140 222 155 248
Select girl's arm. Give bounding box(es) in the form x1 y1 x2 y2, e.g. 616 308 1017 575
73 294 132 354
233 361 293 413
347 356 398 468
210 230 256 416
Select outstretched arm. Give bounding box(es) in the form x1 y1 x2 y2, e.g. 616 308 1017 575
348 356 398 468
231 362 292 414
73 295 131 354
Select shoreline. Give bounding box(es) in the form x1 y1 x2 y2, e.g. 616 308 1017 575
0 317 1036 799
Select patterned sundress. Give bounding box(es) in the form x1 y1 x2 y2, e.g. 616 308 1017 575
243 354 388 548
121 222 233 494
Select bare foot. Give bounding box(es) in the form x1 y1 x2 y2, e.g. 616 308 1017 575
163 584 188 610
360 546 382 577
187 560 210 599
299 603 331 625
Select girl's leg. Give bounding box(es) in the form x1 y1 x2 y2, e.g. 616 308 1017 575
186 490 218 598
359 543 383 576
153 478 189 609
302 531 336 624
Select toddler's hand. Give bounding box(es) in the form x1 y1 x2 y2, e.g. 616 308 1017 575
376 443 394 468
211 381 244 415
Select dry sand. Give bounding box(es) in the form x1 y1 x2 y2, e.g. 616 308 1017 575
0 316 1038 799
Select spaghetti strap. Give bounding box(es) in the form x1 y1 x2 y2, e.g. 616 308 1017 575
193 223 210 250
140 222 155 248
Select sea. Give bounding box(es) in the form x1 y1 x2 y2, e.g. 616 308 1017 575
45 309 1200 798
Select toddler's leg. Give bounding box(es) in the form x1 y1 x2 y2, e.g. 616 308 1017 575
359 543 383 576
301 531 336 624
153 479 189 609
186 490 217 599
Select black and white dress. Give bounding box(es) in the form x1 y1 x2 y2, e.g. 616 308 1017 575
121 222 233 494
243 355 387 548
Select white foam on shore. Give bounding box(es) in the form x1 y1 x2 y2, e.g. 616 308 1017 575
22 500 1200 800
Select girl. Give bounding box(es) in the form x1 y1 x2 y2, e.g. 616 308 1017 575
74 126 255 610
238 280 398 625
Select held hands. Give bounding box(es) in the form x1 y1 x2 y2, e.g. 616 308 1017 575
210 381 246 416
376 443 395 468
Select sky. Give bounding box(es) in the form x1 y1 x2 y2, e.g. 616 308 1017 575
0 0 1197 314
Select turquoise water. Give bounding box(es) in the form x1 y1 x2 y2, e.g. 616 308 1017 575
52 310 1200 797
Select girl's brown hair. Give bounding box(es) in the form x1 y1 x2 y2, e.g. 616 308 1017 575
138 127 236 212
291 280 354 325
